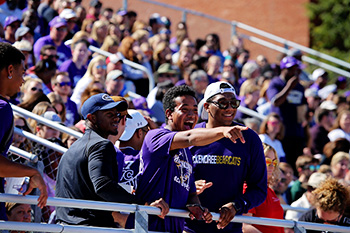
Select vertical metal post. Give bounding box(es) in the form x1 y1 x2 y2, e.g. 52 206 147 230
123 0 128 10
231 21 237 37
293 221 306 233
182 10 187 23
134 205 148 233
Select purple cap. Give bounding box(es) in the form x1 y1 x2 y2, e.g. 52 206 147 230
117 9 127 16
337 76 347 82
49 16 67 28
132 96 152 115
280 56 299 69
4 16 20 28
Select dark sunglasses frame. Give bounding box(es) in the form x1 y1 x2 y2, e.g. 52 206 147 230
31 87 43 92
57 81 71 87
207 99 241 109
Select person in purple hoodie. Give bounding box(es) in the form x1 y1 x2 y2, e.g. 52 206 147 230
126 85 248 232
33 16 72 67
184 81 267 233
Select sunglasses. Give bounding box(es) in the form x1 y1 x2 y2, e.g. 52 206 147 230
159 73 175 78
265 158 278 167
315 213 341 225
207 99 240 109
56 27 67 32
15 125 27 130
46 55 59 60
267 121 280 126
96 65 107 70
303 164 320 172
57 81 71 87
31 87 43 92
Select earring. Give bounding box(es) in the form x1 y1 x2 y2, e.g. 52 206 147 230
8 75 12 79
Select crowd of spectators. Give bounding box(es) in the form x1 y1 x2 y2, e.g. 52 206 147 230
1 0 350 232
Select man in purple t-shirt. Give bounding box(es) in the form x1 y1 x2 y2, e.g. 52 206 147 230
58 39 89 88
51 72 80 126
33 16 72 67
266 56 307 172
129 85 248 232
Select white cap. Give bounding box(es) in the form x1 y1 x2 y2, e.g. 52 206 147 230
12 40 32 52
312 68 327 81
307 172 327 188
305 88 318 98
106 70 124 81
119 110 148 141
59 9 77 20
199 81 237 120
39 111 62 124
319 100 337 111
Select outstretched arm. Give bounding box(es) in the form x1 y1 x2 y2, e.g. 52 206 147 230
170 126 248 150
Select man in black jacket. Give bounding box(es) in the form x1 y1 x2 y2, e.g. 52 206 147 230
55 93 167 227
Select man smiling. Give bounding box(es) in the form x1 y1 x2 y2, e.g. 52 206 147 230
130 85 248 232
56 93 168 228
184 81 267 233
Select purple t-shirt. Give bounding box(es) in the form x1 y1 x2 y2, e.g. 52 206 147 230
65 98 80 127
59 59 87 88
135 128 196 232
0 97 14 221
266 76 306 138
119 147 140 190
184 121 267 233
0 97 13 155
33 35 72 67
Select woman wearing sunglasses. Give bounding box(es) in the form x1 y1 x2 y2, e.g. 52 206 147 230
299 177 350 232
243 143 284 233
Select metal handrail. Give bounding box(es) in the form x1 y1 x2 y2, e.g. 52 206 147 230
138 0 350 71
241 34 350 78
12 104 83 139
8 145 38 163
1 194 350 233
88 46 155 94
14 127 68 154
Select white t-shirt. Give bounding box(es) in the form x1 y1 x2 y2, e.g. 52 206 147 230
259 134 286 160
328 128 350 142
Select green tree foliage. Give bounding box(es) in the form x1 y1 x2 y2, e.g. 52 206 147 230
307 0 350 62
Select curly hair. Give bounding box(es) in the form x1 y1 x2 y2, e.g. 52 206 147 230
162 85 196 123
312 177 350 213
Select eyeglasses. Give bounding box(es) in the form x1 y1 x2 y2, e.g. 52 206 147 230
265 158 278 167
96 65 107 70
57 81 71 87
31 87 43 92
207 99 240 109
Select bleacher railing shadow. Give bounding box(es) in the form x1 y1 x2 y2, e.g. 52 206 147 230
1 194 350 233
